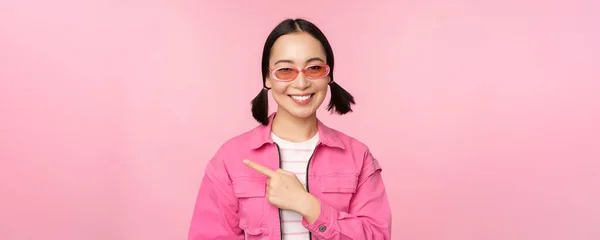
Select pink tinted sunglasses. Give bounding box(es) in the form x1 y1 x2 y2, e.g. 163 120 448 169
269 64 331 82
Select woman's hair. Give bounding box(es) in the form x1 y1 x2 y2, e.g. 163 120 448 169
251 18 356 125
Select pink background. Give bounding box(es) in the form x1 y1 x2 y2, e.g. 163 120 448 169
1 1 599 239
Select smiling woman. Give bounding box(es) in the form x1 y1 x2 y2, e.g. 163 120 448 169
187 18 392 240
251 19 355 129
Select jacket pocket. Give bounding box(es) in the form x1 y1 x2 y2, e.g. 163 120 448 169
319 174 359 211
243 227 269 239
231 178 267 231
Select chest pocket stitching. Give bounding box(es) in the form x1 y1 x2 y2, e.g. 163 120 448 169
232 179 266 198
320 174 359 193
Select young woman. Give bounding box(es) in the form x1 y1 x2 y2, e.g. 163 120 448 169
188 18 391 240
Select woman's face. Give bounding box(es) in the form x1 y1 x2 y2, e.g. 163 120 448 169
265 32 330 120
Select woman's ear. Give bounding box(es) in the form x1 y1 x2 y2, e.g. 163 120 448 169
264 78 272 89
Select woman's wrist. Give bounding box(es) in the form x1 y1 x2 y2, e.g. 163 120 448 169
295 191 321 224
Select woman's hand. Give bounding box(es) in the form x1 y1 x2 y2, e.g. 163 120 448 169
243 159 321 223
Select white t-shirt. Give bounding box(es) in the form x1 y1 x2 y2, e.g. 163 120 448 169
271 132 319 240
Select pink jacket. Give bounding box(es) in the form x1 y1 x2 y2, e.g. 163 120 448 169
188 115 391 239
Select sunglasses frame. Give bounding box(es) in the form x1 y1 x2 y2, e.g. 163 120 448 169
268 64 331 82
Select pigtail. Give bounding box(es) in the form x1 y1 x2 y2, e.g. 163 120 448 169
327 81 355 114
251 88 270 125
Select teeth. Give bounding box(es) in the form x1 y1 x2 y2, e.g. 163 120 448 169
291 95 312 101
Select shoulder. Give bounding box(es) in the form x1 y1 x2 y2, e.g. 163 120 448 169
204 125 262 176
212 125 260 157
325 125 382 169
326 126 372 154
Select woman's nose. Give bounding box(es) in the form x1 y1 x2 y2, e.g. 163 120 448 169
293 72 310 89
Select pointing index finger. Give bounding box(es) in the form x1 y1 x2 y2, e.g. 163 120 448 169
243 159 275 177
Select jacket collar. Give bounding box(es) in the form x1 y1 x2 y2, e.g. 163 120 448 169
250 113 345 150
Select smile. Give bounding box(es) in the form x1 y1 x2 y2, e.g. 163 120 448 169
288 94 314 105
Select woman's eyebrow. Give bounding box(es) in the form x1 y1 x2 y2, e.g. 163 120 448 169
273 59 294 65
273 57 325 65
305 57 325 63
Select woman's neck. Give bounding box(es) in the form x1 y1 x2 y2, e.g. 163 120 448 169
271 110 318 143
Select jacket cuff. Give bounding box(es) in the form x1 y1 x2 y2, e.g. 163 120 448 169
302 200 336 239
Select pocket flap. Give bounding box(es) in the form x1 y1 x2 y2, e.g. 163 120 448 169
243 227 267 236
320 174 359 193
232 179 266 198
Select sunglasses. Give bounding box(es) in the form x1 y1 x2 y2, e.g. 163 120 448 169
269 64 331 82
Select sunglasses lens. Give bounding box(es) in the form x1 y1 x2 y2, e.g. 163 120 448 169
272 65 329 81
305 65 329 78
274 68 298 81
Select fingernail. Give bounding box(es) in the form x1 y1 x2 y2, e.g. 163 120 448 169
242 159 249 164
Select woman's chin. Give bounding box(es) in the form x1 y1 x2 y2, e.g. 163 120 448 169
291 111 316 119
279 107 317 120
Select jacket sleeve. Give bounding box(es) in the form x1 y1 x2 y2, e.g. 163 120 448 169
301 149 392 239
188 155 244 240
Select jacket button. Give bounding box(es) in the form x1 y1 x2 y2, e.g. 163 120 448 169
318 225 327 232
